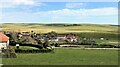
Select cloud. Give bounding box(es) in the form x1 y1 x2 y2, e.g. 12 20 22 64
0 0 45 8
1 7 118 24
65 3 85 8
84 7 118 16
14 0 38 6
36 7 118 17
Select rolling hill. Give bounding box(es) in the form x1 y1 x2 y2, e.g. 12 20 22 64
1 23 118 34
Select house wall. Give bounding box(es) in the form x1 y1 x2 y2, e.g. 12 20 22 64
0 43 7 49
0 40 9 50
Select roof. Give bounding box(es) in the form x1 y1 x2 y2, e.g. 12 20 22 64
0 33 9 42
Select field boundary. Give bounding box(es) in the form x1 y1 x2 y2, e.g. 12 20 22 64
54 47 119 50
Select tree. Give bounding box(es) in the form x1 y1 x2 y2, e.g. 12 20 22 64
47 31 57 39
43 41 49 48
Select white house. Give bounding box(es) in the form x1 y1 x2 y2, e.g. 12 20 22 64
0 33 9 50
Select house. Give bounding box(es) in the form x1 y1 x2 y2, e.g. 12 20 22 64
55 34 79 42
0 33 9 49
65 34 78 42
22 32 30 36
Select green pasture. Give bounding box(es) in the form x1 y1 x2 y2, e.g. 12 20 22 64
2 49 118 65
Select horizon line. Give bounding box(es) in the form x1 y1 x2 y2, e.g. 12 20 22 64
0 22 118 25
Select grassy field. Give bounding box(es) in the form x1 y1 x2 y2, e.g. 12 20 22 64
2 49 118 65
2 23 118 33
1 23 119 65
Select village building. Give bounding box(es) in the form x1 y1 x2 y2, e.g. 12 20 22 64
21 32 30 36
57 34 66 42
65 34 78 42
0 33 9 50
56 34 78 42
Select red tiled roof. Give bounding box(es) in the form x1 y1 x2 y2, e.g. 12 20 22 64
0 33 9 42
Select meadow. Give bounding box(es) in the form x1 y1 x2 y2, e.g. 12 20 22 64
2 23 118 33
2 49 118 65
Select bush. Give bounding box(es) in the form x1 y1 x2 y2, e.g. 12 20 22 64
55 43 60 47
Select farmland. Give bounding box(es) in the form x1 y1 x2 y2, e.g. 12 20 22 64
1 23 119 65
2 23 119 44
2 23 118 33
2 48 118 65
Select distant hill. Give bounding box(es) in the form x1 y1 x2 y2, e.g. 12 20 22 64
2 23 118 33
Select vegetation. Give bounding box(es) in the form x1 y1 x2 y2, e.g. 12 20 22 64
2 49 118 65
2 23 118 33
1 23 119 65
2 23 119 45
75 32 118 40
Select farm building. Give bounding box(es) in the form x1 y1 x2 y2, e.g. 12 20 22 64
0 33 9 50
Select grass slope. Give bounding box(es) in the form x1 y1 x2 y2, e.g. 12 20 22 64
2 23 118 33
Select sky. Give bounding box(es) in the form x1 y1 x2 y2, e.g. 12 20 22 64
0 0 118 25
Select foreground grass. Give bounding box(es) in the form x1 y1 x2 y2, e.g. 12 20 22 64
2 49 118 65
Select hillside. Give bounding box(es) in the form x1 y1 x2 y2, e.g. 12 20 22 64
1 23 118 34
